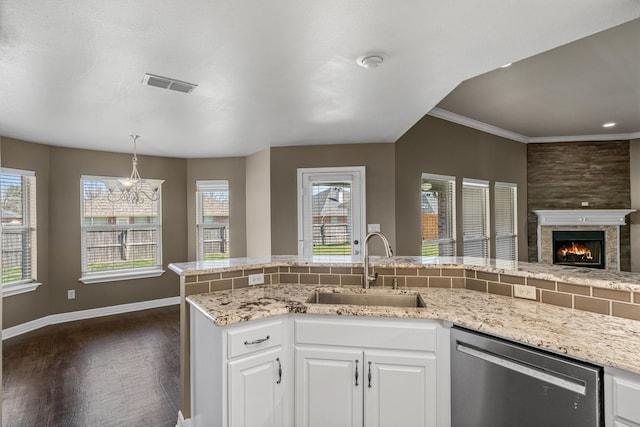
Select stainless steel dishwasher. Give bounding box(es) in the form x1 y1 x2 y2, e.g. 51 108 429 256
451 327 603 427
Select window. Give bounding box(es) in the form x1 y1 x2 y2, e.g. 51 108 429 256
421 173 456 256
1 168 37 289
80 176 163 283
495 182 518 261
462 178 489 258
196 180 230 260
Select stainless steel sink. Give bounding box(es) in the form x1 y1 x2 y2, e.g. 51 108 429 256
306 291 426 308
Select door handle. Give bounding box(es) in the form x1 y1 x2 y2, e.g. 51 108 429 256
355 360 359 386
244 335 270 345
368 361 372 388
276 357 282 384
456 342 586 395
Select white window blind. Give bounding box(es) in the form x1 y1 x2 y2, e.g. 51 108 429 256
495 182 518 261
421 173 456 256
196 180 230 260
80 176 163 281
1 168 37 286
463 178 489 258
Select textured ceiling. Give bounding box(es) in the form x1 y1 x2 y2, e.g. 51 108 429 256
1 1 639 157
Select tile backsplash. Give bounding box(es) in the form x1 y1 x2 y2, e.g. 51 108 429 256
184 265 640 322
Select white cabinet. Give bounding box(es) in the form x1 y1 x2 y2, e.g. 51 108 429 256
296 346 364 427
190 304 292 427
294 316 449 427
189 306 450 427
364 350 437 427
606 367 640 427
228 347 286 427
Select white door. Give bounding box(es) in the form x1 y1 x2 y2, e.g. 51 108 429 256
295 346 364 427
228 347 286 427
364 350 438 427
297 167 366 258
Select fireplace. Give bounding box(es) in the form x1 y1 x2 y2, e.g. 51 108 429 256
552 230 605 269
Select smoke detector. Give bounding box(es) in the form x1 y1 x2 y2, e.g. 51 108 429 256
357 55 384 69
142 73 197 94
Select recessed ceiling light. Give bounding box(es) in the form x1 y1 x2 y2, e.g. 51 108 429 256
603 122 616 128
357 55 384 69
500 63 512 68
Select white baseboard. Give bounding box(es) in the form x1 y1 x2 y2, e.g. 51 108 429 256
176 411 191 427
3 296 180 340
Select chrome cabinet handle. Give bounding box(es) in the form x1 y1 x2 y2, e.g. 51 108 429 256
368 361 372 388
244 335 270 345
355 360 359 386
276 357 282 384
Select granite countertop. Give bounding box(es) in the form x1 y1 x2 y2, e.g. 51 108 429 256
170 255 640 292
187 283 640 375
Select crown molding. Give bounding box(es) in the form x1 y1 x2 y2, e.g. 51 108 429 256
529 132 640 143
428 108 640 144
428 108 529 143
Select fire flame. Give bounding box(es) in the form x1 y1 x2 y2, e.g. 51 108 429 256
558 242 593 260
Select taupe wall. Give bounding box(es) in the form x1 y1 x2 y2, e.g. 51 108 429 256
269 144 396 256
3 139 188 328
246 149 271 257
186 157 247 260
527 141 631 270
395 115 529 258
627 139 640 272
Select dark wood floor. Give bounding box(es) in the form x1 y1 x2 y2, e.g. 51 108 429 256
2 305 180 427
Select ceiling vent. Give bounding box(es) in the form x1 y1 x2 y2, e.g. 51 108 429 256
142 73 197 94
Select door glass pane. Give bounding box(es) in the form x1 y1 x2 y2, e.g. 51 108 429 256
312 182 352 255
197 180 230 260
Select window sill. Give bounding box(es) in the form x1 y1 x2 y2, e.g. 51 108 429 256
3 282 43 297
79 268 165 284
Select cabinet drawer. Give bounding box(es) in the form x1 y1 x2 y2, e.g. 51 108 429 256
295 317 438 352
227 318 285 359
613 376 640 423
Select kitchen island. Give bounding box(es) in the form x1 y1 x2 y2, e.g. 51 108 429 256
171 255 640 426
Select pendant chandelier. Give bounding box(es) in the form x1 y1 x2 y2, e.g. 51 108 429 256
105 134 164 204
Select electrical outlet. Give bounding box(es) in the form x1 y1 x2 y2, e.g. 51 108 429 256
367 224 381 233
67 289 76 299
581 201 589 207
513 284 536 300
248 273 265 286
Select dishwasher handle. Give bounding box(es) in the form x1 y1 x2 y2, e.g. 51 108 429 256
456 342 587 395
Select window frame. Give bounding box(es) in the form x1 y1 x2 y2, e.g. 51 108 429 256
196 180 230 260
297 167 366 259
494 181 518 261
79 175 164 284
1 167 41 296
462 178 490 259
421 173 457 257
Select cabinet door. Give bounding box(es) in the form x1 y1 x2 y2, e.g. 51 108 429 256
606 367 640 427
295 346 364 427
229 347 286 427
364 350 438 427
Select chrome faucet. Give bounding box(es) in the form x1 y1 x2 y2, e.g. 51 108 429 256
363 232 393 288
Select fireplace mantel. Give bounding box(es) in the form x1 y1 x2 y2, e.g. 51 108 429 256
533 209 635 226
